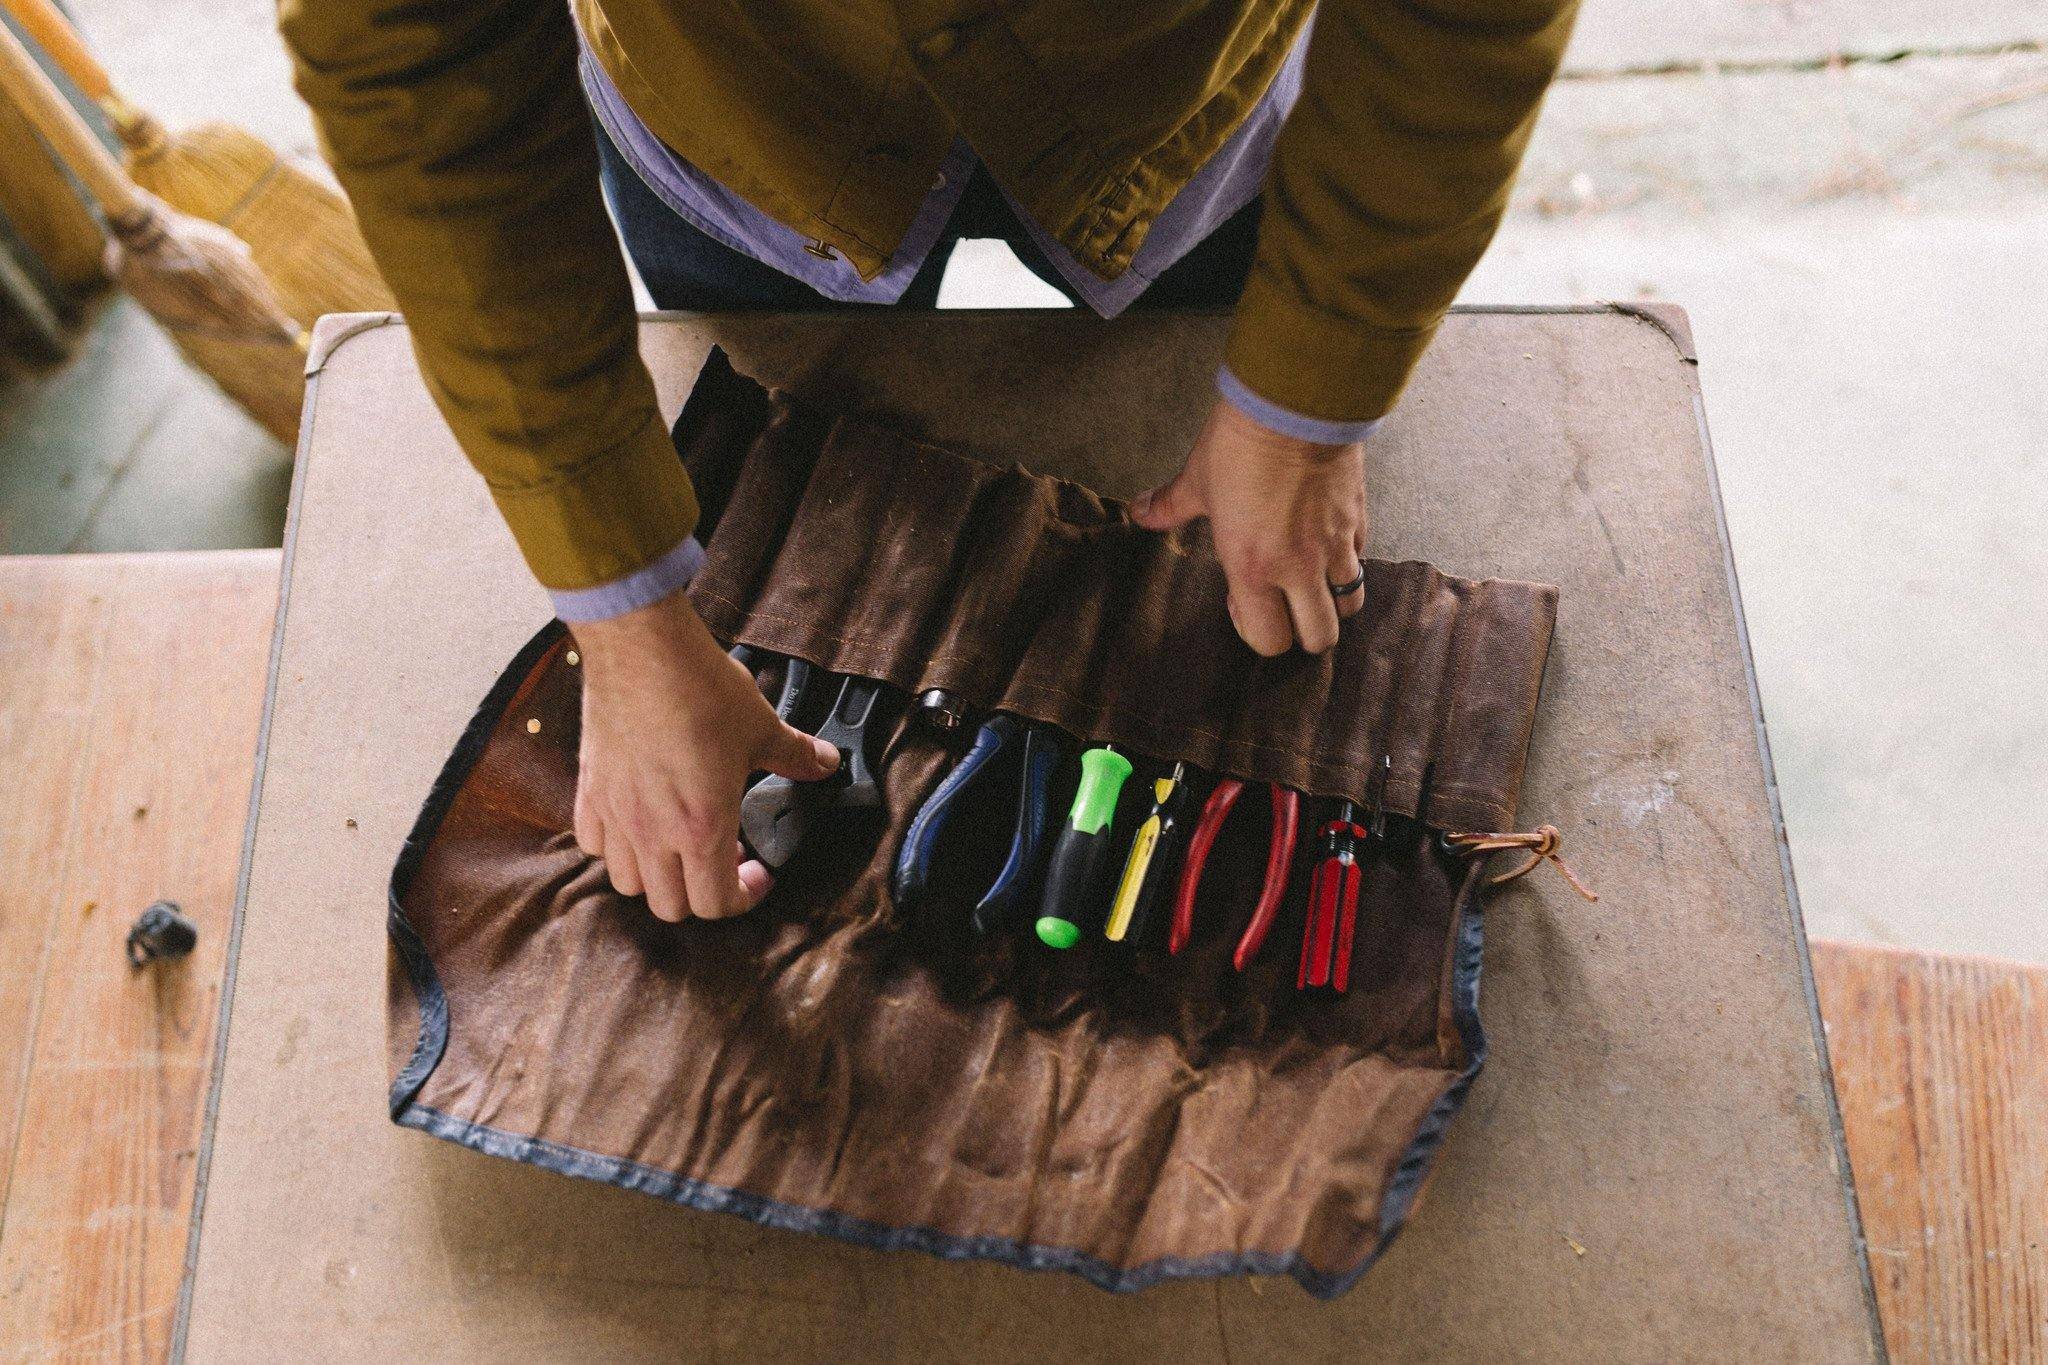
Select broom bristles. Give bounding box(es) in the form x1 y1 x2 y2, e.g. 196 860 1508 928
116 110 394 329
223 167 397 327
106 196 308 444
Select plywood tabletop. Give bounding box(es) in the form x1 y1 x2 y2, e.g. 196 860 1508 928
177 308 1883 1360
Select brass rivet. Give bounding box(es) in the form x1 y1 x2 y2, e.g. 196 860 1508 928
526 718 541 734
566 649 580 666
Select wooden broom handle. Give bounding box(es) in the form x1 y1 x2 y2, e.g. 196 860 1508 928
0 17 138 217
0 0 113 103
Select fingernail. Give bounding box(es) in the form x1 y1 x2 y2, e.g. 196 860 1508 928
815 738 841 769
737 861 773 904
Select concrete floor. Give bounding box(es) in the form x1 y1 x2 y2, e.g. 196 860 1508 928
2 1 2043 960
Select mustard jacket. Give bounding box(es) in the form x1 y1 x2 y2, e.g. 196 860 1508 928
281 0 1579 592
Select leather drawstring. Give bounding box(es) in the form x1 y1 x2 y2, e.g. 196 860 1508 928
1444 825 1599 902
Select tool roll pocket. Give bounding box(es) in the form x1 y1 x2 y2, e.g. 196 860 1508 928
387 348 1565 1298
685 346 1554 832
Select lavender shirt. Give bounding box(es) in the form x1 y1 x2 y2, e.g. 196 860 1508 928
562 25 1377 623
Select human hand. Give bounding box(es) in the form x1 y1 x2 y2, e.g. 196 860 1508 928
1130 396 1368 656
569 590 840 920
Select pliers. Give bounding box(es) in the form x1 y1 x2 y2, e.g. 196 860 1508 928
1300 758 1392 991
1299 802 1368 991
1168 779 1301 970
892 713 1059 933
738 663 881 868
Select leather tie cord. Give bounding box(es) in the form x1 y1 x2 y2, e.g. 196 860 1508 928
1444 825 1599 902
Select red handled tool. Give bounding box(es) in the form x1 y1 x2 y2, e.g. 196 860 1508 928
1299 802 1367 991
1300 758 1392 992
1168 779 1300 970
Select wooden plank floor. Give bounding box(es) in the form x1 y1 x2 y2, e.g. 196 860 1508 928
1812 940 2048 1362
0 550 277 1362
0 549 2041 1360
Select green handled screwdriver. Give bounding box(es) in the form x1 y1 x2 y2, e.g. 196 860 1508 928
1035 744 1132 948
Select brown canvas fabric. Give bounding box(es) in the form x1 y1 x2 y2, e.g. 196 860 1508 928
387 350 1561 1295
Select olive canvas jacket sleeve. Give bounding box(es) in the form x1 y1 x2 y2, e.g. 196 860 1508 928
280 0 1577 594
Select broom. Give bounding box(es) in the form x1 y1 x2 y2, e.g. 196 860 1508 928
2 0 392 330
0 19 305 443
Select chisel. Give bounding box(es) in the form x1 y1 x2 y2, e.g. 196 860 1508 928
1104 762 1187 943
1034 744 1132 949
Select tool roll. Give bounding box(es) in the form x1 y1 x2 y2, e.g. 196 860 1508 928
388 348 1567 1298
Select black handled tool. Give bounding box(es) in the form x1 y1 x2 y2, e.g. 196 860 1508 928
1034 744 1131 949
1104 762 1188 944
729 646 813 731
739 672 881 868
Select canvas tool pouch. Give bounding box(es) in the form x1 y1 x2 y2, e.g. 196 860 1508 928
388 349 1562 1298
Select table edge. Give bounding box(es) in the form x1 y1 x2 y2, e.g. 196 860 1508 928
170 349 327 1363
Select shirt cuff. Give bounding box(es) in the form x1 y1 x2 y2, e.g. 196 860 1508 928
550 536 706 623
1217 367 1382 446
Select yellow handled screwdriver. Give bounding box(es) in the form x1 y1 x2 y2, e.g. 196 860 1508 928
1105 762 1189 943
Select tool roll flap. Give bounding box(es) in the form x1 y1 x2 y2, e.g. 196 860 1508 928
387 347 1564 1298
684 347 1554 831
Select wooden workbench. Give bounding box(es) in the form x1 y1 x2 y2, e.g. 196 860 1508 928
174 308 1884 1359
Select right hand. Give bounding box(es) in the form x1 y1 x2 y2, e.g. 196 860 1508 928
569 590 840 921
1130 395 1368 657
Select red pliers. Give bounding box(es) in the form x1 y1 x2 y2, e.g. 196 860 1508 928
1299 802 1368 991
1301 760 1391 991
1168 779 1300 970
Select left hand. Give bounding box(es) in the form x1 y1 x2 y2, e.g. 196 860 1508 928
1130 396 1368 656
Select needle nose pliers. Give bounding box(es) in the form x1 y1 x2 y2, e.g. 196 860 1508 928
1168 779 1301 970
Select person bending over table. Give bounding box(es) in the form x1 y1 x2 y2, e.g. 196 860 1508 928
281 0 1579 922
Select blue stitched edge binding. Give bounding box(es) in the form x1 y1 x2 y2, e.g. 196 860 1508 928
385 619 1493 1300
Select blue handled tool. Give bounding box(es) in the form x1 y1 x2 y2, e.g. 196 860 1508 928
895 715 1018 906
892 713 1058 932
975 726 1059 932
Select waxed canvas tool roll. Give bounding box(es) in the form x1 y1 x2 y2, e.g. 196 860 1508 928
388 349 1559 1298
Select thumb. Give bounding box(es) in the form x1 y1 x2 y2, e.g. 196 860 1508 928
762 721 842 782
1130 466 1205 531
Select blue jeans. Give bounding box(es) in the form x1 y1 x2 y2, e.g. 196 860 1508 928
595 123 1262 313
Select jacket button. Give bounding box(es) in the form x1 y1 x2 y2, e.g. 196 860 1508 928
914 24 961 61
